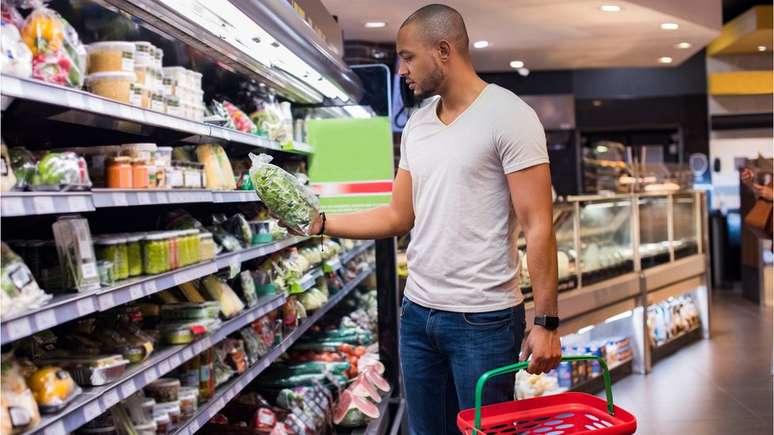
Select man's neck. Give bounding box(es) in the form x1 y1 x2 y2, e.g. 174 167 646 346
437 64 487 113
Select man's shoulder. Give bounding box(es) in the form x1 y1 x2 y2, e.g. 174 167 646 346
485 84 533 112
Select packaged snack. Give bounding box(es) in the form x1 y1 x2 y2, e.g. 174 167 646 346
1 355 42 434
26 366 81 414
30 152 91 191
34 355 129 387
52 216 100 292
21 3 86 88
248 153 319 235
145 378 180 403
86 41 134 73
8 147 36 189
1 20 32 78
196 144 236 190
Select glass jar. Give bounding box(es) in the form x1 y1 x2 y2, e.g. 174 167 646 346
106 157 132 188
178 387 198 419
126 233 143 277
142 233 169 275
95 235 129 280
132 159 149 189
165 232 179 271
199 233 216 261
166 163 184 188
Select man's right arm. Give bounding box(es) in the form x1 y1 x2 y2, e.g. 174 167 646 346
309 168 415 239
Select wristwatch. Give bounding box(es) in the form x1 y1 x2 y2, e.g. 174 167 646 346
534 315 560 330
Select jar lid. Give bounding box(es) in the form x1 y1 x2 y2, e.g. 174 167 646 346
178 229 199 236
131 158 147 165
134 41 153 50
199 232 213 240
93 235 127 244
147 378 181 389
178 386 199 398
142 232 168 241
87 41 136 52
121 143 158 151
108 156 132 164
85 71 137 82
126 233 145 242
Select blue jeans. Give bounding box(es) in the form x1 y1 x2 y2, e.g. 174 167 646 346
399 297 526 435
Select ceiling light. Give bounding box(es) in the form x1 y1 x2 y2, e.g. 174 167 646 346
660 23 679 30
473 40 489 49
517 67 530 77
675 42 692 49
592 100 603 107
509 60 524 68
364 21 386 28
758 45 767 52
658 56 673 64
599 5 621 12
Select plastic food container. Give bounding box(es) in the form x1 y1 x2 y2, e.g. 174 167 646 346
134 41 154 66
162 67 188 87
199 233 216 261
126 234 144 277
178 387 198 418
142 233 169 275
134 422 157 435
164 232 178 270
121 143 157 162
251 221 272 245
165 95 183 117
154 48 164 68
189 71 202 89
106 156 133 188
155 147 173 168
150 91 165 112
161 74 176 95
97 260 115 286
165 164 184 188
141 398 156 422
129 83 145 108
39 355 130 387
87 41 135 73
153 412 170 435
183 162 204 188
155 401 180 429
160 302 221 320
160 319 219 345
94 235 129 281
146 378 181 403
86 72 137 104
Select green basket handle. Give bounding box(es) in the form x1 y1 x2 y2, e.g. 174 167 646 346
473 355 615 429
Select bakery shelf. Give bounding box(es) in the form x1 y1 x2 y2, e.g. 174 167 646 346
0 191 94 217
0 237 308 344
0 75 312 156
171 266 375 435
22 293 286 435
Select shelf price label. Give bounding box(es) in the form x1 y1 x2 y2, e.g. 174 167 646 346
83 401 102 421
32 196 55 214
76 298 96 316
34 310 57 330
6 318 32 341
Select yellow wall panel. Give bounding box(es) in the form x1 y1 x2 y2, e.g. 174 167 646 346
708 71 774 95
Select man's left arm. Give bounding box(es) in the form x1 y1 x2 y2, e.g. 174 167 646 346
506 163 562 374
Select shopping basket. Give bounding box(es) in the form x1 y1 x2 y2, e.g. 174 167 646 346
457 356 637 435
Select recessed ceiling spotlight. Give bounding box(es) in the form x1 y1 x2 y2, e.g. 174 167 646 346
517 67 530 77
364 21 386 28
509 60 525 68
473 40 489 49
758 45 767 52
658 56 673 64
675 42 692 49
599 5 621 12
660 23 679 30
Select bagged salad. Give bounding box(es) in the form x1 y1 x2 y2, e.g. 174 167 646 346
248 153 319 236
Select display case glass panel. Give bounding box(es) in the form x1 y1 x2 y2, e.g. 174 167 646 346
518 203 578 295
579 198 635 284
638 195 670 268
672 193 699 259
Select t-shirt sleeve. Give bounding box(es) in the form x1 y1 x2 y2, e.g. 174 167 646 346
398 119 411 171
495 102 549 174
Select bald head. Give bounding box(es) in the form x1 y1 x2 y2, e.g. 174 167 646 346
400 4 470 56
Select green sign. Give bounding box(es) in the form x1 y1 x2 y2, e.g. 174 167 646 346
307 117 394 214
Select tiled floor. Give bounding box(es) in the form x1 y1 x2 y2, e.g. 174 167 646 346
607 290 773 435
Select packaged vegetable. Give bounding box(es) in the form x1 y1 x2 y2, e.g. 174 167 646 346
298 288 327 311
8 147 36 189
1 19 32 78
21 3 86 88
30 152 91 191
52 216 100 292
209 225 241 252
26 366 81 414
1 243 51 319
1 355 41 434
225 213 252 246
201 275 245 318
221 100 258 134
237 270 258 307
196 144 236 190
333 390 378 427
248 153 319 235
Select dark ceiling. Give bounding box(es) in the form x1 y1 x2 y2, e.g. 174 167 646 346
723 0 771 22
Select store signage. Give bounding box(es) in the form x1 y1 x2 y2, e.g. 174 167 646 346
307 117 394 213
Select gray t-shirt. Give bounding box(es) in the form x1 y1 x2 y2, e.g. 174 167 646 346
399 84 548 313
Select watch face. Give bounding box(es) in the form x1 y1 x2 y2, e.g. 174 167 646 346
536 316 560 329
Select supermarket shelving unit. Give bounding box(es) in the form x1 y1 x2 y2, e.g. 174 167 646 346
0 1 403 434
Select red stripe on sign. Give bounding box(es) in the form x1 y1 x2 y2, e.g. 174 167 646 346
312 181 393 196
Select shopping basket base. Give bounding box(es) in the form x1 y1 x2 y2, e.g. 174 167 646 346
457 392 637 435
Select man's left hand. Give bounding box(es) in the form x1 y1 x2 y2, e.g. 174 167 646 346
520 325 562 374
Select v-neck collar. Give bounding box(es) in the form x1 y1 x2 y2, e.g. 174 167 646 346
433 83 492 128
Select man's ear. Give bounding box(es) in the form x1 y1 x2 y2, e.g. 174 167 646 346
438 40 451 62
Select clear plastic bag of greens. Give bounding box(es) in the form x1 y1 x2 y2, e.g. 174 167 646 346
248 153 319 236
30 152 91 191
52 216 100 292
1 242 51 320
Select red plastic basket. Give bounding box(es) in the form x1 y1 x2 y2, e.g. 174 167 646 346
457 356 637 435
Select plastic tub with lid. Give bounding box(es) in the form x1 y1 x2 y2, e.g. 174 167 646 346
134 41 154 66
87 41 135 73
154 147 173 168
121 143 157 162
85 72 137 104
162 67 189 88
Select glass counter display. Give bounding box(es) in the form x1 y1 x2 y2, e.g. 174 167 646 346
672 193 700 259
638 195 671 268
578 197 635 285
518 202 578 294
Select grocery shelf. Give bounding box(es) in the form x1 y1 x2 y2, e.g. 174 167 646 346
643 254 706 292
340 240 376 265
0 237 308 344
544 358 634 397
0 191 94 217
92 189 215 208
211 190 260 203
652 325 702 364
171 266 376 435
22 293 285 435
0 75 312 156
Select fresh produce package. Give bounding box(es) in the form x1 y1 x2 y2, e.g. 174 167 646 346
1 243 51 320
21 1 86 88
220 100 258 134
248 153 319 236
52 216 100 292
30 152 91 191
1 355 41 434
8 147 36 190
1 17 32 78
196 144 236 190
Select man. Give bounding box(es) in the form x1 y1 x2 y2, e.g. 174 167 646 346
307 4 561 433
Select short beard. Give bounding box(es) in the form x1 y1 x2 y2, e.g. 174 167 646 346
414 62 444 100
